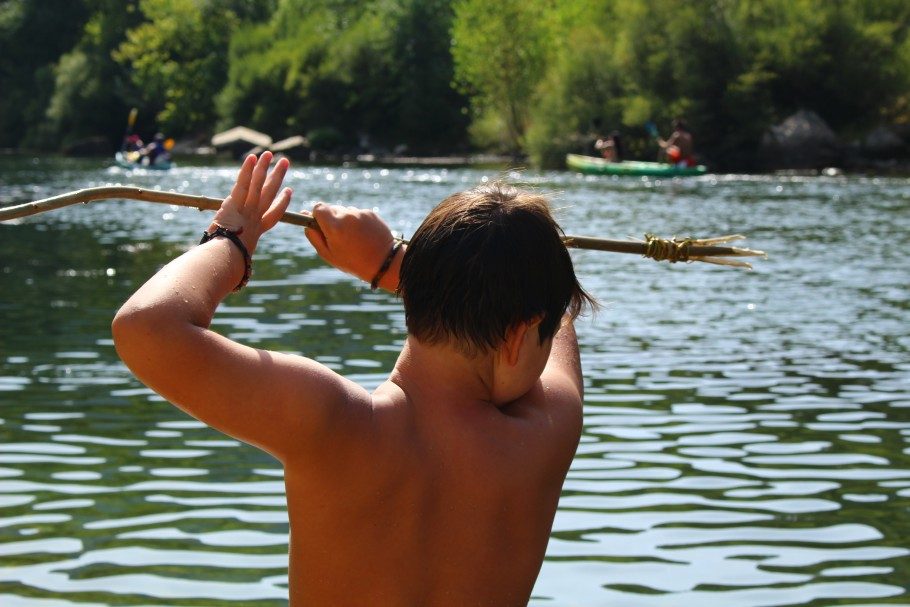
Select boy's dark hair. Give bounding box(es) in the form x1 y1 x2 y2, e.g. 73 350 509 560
398 182 595 355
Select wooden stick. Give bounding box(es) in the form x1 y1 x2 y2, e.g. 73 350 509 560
0 186 766 268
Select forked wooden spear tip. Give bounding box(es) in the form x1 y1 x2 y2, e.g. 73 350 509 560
561 233 765 268
639 232 766 269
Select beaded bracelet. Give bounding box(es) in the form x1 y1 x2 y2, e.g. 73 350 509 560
200 226 252 292
370 240 402 290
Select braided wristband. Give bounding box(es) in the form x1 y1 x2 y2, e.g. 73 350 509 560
200 226 252 292
370 240 402 290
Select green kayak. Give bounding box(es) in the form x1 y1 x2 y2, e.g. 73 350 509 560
566 154 706 177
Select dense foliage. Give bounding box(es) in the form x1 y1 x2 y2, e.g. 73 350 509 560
523 0 910 166
216 0 467 152
1 0 907 166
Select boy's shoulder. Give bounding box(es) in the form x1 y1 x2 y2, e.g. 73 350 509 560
504 378 584 452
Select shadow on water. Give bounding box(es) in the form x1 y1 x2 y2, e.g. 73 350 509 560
1 156 908 606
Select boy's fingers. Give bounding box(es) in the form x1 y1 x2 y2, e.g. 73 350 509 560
310 202 339 236
244 152 273 209
260 157 290 211
261 188 293 231
227 154 256 206
305 225 330 259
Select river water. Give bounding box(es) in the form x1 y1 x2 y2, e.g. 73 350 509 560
0 155 908 606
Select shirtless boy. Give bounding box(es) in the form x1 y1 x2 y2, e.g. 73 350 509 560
113 152 594 605
658 118 696 167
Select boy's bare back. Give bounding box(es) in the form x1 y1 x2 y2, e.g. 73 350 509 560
285 327 582 605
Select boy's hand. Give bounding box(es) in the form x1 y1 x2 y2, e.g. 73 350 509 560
210 152 292 255
305 203 396 284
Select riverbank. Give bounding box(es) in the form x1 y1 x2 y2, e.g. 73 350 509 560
2 146 909 176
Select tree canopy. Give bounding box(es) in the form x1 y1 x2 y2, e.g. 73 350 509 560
0 0 907 167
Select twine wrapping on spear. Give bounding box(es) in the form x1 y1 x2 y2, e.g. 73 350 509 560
0 186 766 268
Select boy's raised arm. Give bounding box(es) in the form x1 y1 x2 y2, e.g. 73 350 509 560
541 318 584 402
112 153 372 462
304 202 405 293
534 318 584 456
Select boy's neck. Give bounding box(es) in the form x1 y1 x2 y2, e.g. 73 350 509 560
389 336 498 409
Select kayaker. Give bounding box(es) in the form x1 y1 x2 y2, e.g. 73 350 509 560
139 132 169 166
119 134 145 164
122 134 143 152
658 119 697 167
112 152 596 606
595 130 625 162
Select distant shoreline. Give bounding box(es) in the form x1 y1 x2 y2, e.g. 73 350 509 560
2 148 909 176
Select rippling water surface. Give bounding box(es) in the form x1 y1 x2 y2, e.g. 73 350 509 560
1 156 908 606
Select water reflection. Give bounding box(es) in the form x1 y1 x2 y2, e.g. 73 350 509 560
1 157 909 605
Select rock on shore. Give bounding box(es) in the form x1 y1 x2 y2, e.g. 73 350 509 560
760 110 840 169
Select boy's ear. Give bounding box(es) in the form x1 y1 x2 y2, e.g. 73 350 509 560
502 324 528 367
502 316 543 366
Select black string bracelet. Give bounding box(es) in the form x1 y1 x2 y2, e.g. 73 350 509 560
370 240 402 290
200 226 252 292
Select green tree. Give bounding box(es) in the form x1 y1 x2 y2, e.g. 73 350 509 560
527 0 910 168
38 1 142 149
387 0 469 152
0 0 89 147
525 3 623 166
216 2 385 145
114 0 244 136
451 0 556 153
217 0 468 152
740 0 910 132
2 0 908 165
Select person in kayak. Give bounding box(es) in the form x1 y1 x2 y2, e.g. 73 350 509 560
112 152 595 606
123 134 144 153
139 133 170 166
595 130 625 162
658 119 697 167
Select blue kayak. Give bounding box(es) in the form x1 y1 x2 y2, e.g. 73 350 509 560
114 151 173 171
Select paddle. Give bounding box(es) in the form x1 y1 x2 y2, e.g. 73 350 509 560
644 121 660 140
0 187 766 268
645 121 675 163
121 108 139 152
